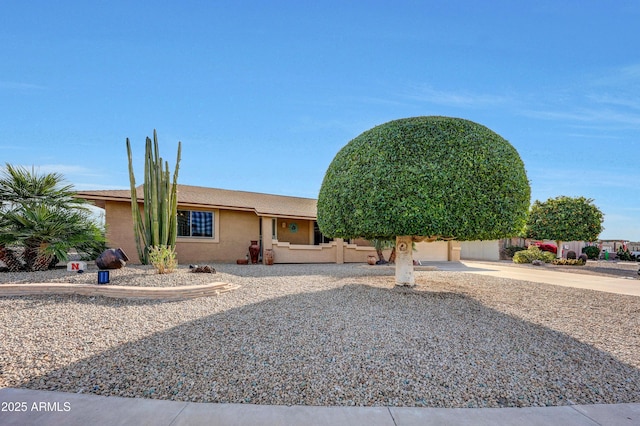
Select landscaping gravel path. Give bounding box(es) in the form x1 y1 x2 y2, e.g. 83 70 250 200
1 264 639 408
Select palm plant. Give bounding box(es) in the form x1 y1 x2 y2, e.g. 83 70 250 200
0 164 106 271
372 238 395 264
0 164 87 210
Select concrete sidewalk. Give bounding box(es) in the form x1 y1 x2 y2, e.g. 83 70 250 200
433 261 640 297
1 388 639 425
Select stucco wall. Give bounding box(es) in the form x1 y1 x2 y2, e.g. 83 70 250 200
101 200 460 264
460 240 500 261
104 201 138 263
558 241 586 258
350 238 373 247
275 219 311 244
413 241 449 261
271 240 377 264
102 201 261 264
343 242 377 263
271 241 337 263
177 210 259 264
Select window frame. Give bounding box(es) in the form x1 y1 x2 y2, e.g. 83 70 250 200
176 209 218 242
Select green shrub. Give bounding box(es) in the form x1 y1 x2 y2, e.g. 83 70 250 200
512 251 526 263
512 246 555 264
147 245 178 274
582 246 600 260
503 246 527 258
616 248 635 261
552 258 585 266
317 116 531 240
541 251 556 263
512 251 529 264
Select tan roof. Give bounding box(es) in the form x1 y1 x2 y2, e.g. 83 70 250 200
77 184 318 220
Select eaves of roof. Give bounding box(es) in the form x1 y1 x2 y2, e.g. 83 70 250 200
76 184 318 220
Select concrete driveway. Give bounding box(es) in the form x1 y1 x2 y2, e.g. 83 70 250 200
432 260 640 297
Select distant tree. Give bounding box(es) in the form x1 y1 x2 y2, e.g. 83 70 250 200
525 196 604 258
0 164 106 271
317 116 531 285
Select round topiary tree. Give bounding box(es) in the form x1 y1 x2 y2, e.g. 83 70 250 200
525 196 604 259
317 116 531 285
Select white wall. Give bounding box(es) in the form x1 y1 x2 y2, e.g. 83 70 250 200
559 241 586 258
414 241 449 261
461 240 500 261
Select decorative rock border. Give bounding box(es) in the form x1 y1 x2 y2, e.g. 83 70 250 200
0 282 239 301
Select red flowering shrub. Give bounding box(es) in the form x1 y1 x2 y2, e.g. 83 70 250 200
531 242 557 254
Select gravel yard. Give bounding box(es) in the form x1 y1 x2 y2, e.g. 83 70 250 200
0 264 217 287
1 263 639 408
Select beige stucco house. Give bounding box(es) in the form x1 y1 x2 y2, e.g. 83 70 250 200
78 184 473 265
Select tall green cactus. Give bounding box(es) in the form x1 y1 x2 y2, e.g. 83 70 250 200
126 130 181 264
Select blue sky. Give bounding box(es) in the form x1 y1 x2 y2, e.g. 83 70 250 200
1 1 639 240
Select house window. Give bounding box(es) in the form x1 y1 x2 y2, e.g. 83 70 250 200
177 210 214 238
313 221 333 245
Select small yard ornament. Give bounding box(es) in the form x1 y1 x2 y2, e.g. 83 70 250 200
96 248 129 269
67 261 87 272
191 265 216 273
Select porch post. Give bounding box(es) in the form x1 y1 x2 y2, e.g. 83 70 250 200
335 238 344 264
261 216 273 264
448 240 461 261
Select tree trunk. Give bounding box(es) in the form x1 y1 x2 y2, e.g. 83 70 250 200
0 246 25 272
375 248 386 263
556 240 562 259
395 235 415 286
23 241 39 271
32 252 54 271
388 247 396 264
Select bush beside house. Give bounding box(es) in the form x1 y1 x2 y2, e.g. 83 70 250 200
512 247 555 264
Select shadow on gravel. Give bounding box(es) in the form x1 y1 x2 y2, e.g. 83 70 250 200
423 261 500 273
214 261 501 277
213 263 397 278
15 282 640 409
5 293 169 308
